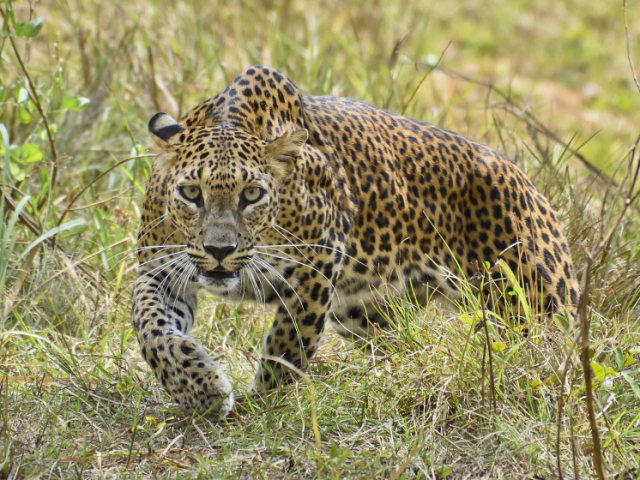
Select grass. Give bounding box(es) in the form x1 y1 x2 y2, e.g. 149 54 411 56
1 0 640 478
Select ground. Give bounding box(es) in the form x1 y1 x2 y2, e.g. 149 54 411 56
0 0 639 478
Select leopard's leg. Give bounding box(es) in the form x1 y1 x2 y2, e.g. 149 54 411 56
133 259 234 417
248 265 337 394
328 270 453 341
329 301 390 341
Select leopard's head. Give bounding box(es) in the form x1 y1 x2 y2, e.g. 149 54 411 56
149 112 308 294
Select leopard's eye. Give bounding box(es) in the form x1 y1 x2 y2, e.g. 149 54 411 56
179 185 201 202
242 186 263 203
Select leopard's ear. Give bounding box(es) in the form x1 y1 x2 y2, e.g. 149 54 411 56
148 112 185 151
265 129 308 180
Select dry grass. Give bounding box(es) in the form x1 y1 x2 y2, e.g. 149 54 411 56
1 0 640 478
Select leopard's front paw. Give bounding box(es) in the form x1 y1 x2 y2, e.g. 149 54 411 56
169 363 234 419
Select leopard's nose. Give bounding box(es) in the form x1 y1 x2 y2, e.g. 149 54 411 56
203 243 237 261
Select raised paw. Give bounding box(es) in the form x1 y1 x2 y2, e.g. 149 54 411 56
157 343 235 418
171 363 234 418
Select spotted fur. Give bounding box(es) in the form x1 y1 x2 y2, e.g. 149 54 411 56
133 65 579 417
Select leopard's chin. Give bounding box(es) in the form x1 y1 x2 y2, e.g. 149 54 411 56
198 268 240 295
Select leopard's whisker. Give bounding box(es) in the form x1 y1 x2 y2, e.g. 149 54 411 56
256 248 342 301
257 243 341 293
137 213 168 240
249 258 305 355
97 242 187 275
272 224 364 266
136 244 187 254
265 226 367 266
245 263 264 306
154 258 186 301
172 258 196 300
145 252 188 281
172 263 198 325
266 228 317 267
149 254 189 299
146 255 188 289
250 258 298 326
246 263 270 326
273 224 319 256
157 257 192 331
169 260 196 315
233 268 247 300
255 250 341 301
252 256 306 311
137 250 188 269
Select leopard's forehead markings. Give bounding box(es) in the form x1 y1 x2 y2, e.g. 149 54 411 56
174 124 261 188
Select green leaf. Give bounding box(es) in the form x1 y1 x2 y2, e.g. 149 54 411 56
6 144 18 159
329 440 339 459
460 310 483 325
614 346 624 370
14 18 43 38
491 342 506 353
498 259 530 319
15 218 86 264
531 379 542 391
622 372 640 399
19 143 42 163
591 362 605 383
552 313 571 333
62 95 90 112
130 144 146 156
0 124 10 182
435 465 453 478
9 160 25 181
13 86 28 103
2 196 31 288
9 143 42 164
624 352 635 367
17 105 31 124
39 123 57 140
5 196 31 244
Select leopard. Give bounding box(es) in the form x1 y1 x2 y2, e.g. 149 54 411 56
133 65 579 418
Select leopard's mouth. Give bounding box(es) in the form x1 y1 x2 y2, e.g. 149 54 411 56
199 268 240 280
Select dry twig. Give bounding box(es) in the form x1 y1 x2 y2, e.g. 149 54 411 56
624 0 640 95
577 130 640 480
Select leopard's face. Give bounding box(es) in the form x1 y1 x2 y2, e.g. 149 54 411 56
167 127 280 293
149 114 308 295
